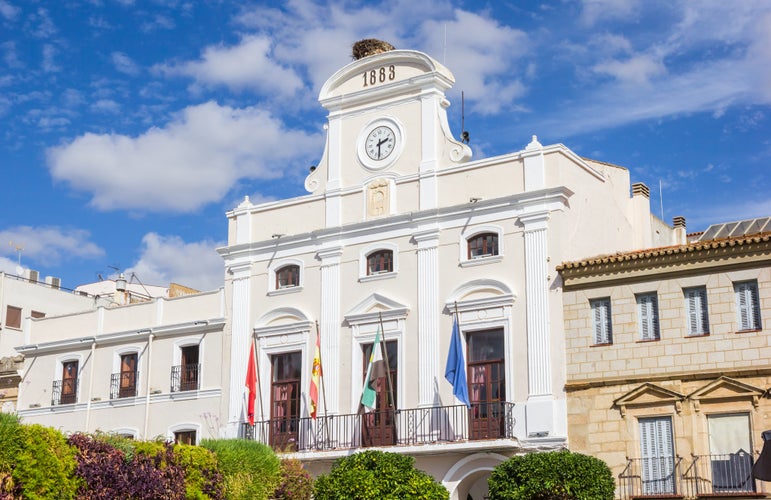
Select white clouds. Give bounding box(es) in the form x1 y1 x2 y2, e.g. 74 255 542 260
579 0 642 26
47 101 322 213
41 44 59 73
156 36 304 97
90 99 120 114
0 226 104 267
111 52 140 76
125 233 224 291
0 1 20 21
420 10 529 114
592 54 666 86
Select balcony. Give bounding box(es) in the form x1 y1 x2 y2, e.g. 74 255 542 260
241 402 515 452
170 364 201 392
619 453 765 499
110 371 138 399
51 379 78 405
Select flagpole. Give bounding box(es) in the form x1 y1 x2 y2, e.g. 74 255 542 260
377 313 396 410
315 321 329 418
253 335 265 424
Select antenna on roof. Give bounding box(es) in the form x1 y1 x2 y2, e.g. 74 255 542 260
9 241 23 266
659 179 664 220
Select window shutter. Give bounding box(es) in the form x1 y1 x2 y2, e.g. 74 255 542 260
592 299 611 344
736 281 761 330
685 287 709 335
638 294 659 341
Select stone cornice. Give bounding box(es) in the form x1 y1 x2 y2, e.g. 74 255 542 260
559 233 771 289
565 366 771 392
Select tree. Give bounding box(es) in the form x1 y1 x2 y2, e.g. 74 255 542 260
200 439 280 500
488 450 615 500
314 450 448 500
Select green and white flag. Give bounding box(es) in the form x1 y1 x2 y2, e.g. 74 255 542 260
361 326 385 410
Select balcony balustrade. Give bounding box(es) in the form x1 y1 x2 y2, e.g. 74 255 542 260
241 402 515 452
171 364 201 392
110 371 138 399
620 453 764 499
51 379 78 405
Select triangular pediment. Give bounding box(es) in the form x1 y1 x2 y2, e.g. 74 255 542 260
687 376 765 411
344 293 409 325
614 383 685 417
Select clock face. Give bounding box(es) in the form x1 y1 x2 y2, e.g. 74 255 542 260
365 126 396 161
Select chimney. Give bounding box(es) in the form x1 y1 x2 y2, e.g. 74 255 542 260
632 182 650 198
673 216 687 245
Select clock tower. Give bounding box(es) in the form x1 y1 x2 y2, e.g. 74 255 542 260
305 40 472 227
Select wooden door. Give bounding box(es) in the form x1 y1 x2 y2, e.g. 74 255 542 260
119 353 137 397
61 360 78 404
467 329 505 440
180 345 199 391
361 340 397 447
270 352 301 450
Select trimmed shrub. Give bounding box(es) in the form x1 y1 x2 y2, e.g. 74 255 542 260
129 440 186 500
313 450 449 500
174 443 224 500
200 439 280 500
487 450 615 500
68 432 131 499
0 413 22 498
12 423 80 499
273 458 313 500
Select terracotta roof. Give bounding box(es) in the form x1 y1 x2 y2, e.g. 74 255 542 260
557 231 771 271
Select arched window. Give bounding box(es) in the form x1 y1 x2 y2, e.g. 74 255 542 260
467 233 499 259
276 265 300 289
367 250 393 275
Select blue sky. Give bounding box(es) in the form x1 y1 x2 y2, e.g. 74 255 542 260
1 0 770 291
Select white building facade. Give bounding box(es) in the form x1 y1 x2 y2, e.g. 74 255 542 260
217 47 677 499
15 288 226 444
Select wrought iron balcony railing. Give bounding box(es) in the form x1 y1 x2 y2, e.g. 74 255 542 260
110 371 138 399
51 379 78 405
620 453 762 499
171 364 201 392
241 402 515 452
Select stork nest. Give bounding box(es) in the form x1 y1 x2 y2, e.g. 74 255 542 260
352 39 395 60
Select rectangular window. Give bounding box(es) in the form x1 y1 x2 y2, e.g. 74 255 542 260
174 430 196 445
639 416 675 495
5 305 21 329
708 413 754 493
590 298 612 345
684 287 709 336
637 293 660 341
735 281 761 331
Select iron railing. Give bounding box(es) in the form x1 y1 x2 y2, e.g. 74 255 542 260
170 364 201 392
619 456 683 498
110 371 138 399
241 402 515 452
51 379 78 405
620 453 763 499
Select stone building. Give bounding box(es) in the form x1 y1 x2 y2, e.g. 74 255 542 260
560 218 771 499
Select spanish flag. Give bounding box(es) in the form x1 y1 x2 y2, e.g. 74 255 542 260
309 330 322 419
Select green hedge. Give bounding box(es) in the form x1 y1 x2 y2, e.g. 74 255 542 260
200 438 280 500
488 450 615 500
314 450 448 500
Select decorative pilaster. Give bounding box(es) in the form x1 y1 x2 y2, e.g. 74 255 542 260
317 245 343 413
414 227 440 406
520 211 555 436
228 269 251 432
521 212 551 396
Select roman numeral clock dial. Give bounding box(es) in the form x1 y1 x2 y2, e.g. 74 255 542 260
365 126 395 161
